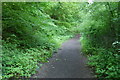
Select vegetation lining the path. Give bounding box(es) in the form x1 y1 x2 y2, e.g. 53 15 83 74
2 2 80 79
2 2 120 79
79 2 120 78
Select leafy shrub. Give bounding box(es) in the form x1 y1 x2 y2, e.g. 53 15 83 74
2 2 78 79
79 2 120 78
2 41 53 78
88 49 120 78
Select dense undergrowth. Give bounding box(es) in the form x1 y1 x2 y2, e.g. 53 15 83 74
2 2 79 79
1 2 120 79
79 2 120 78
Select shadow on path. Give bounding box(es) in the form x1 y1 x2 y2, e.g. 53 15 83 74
32 36 94 78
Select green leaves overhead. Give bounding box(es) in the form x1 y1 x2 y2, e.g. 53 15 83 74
2 2 120 79
2 2 77 79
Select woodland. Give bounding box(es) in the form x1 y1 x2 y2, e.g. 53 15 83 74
1 2 120 79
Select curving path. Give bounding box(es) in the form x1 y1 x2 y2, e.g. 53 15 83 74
32 36 94 78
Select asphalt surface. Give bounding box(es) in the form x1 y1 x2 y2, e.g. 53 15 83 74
32 36 94 78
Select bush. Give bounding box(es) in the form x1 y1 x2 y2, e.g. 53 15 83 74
88 49 120 78
2 41 53 78
79 2 120 78
2 2 79 79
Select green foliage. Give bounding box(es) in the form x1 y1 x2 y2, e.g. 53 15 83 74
79 2 120 78
88 49 120 78
2 41 53 78
2 2 78 79
3 2 58 49
2 2 119 79
3 41 36 78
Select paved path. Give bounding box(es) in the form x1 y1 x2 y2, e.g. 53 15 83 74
32 37 94 78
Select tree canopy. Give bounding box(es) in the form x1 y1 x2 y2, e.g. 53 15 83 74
1 2 120 79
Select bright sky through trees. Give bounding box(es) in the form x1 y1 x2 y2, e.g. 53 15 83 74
88 0 94 4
